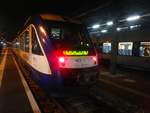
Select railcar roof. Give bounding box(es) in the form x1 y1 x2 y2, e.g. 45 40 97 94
40 14 82 24
40 14 65 21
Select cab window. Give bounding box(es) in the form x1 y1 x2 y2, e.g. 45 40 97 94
32 28 43 55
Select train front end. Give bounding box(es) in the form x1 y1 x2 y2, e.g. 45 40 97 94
56 49 99 85
44 20 99 86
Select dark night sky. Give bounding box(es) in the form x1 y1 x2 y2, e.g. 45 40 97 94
0 0 150 41
0 0 110 41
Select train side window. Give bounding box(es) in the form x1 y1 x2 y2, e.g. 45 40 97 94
32 28 43 55
102 42 111 54
13 39 20 48
139 42 150 57
20 35 25 51
15 41 20 48
25 31 30 52
118 42 133 56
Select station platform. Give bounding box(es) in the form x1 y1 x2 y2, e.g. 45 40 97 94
0 48 41 113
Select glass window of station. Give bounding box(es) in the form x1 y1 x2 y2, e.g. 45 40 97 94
139 42 150 57
102 42 111 54
118 42 133 56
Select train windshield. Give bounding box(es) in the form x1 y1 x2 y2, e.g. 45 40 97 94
45 21 92 49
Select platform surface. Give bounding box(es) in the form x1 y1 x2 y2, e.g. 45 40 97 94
0 48 34 113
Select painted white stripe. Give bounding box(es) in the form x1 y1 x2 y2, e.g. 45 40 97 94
59 56 98 68
99 78 150 99
13 56 42 113
0 48 8 87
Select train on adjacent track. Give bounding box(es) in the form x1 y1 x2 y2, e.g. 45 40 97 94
12 14 99 90
92 26 150 71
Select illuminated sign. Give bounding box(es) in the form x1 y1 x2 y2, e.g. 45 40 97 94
63 50 88 55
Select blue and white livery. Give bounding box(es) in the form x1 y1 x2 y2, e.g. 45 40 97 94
12 14 99 89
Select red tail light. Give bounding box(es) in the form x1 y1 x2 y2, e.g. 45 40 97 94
59 57 65 63
92 56 97 62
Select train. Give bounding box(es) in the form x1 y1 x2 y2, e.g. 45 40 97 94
12 14 99 90
91 26 150 71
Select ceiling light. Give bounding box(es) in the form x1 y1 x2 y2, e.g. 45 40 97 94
92 24 100 29
106 21 113 26
101 30 108 33
126 15 140 21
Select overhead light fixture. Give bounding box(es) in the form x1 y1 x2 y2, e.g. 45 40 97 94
116 27 121 31
130 25 141 29
101 30 108 33
126 15 140 21
130 26 134 29
16 42 20 45
116 27 128 31
106 21 113 26
92 24 100 29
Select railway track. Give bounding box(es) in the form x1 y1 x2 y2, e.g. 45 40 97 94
56 94 121 113
13 53 67 113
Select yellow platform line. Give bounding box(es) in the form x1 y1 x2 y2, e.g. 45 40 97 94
13 56 42 113
0 48 8 87
99 78 150 100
